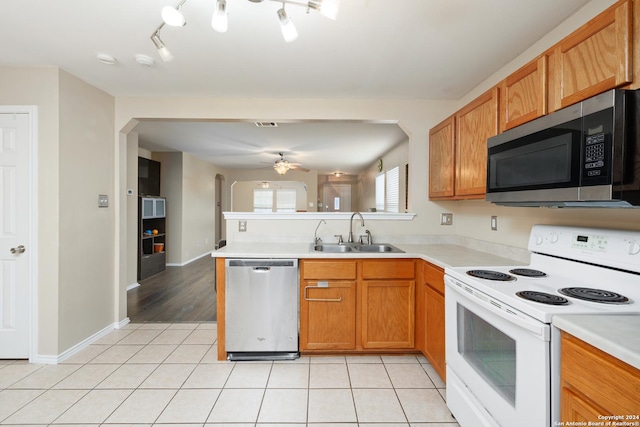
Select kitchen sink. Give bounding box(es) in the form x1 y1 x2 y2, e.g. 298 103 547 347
357 243 403 253
312 243 355 253
311 243 404 253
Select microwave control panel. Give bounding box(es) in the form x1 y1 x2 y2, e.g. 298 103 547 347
581 132 611 185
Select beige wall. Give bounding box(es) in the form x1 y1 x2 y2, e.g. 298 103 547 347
181 152 219 263
57 70 115 352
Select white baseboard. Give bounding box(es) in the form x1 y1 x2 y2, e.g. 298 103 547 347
126 282 140 291
33 319 128 364
166 251 213 267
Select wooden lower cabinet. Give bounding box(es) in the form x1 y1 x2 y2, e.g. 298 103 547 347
560 331 640 422
300 258 416 353
361 280 414 349
417 260 446 382
301 280 357 350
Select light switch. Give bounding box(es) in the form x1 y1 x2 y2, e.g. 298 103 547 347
440 213 453 225
98 194 109 207
491 216 498 231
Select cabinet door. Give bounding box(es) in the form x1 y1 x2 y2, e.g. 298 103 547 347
361 280 415 349
428 116 455 199
561 388 606 424
425 285 445 382
501 56 547 131
549 0 632 111
300 281 357 350
455 87 499 198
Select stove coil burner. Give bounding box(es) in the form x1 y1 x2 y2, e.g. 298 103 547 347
466 270 516 281
509 268 547 278
516 291 570 305
558 287 629 304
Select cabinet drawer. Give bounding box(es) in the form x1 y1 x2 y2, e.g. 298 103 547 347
423 262 444 294
362 260 414 279
561 332 640 414
301 260 356 280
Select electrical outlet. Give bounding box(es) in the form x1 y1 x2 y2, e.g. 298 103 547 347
98 194 108 207
440 213 453 225
491 216 498 231
239 220 247 232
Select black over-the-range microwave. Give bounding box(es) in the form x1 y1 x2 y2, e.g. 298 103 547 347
486 89 640 207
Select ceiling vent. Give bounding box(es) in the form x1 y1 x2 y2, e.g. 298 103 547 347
254 121 278 127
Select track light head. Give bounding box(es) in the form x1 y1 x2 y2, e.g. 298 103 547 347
211 0 228 33
277 7 298 42
161 4 186 26
151 32 174 62
309 0 340 20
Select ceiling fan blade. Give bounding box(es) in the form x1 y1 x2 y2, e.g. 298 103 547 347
289 164 309 172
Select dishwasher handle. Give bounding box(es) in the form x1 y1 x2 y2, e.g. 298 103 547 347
253 266 271 272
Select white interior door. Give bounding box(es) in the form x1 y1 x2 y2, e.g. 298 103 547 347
0 112 32 358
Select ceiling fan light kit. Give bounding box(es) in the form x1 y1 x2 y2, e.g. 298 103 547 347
151 0 340 61
272 152 309 175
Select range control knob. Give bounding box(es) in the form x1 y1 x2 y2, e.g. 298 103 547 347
534 234 543 245
628 241 640 255
550 233 559 243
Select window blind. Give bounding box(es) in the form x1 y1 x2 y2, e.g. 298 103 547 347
386 166 400 213
375 173 385 212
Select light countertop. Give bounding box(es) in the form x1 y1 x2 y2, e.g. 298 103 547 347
553 314 640 370
211 242 525 270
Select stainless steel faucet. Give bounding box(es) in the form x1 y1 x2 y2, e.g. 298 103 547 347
348 212 365 243
314 219 326 244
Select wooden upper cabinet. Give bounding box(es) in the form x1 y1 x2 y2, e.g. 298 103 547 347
548 0 632 111
500 56 547 131
455 87 499 198
428 116 455 199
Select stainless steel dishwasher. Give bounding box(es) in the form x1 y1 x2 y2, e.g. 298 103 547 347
225 258 299 361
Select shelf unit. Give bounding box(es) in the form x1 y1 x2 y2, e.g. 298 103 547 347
138 196 167 280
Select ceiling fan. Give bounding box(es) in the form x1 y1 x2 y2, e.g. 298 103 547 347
272 152 309 175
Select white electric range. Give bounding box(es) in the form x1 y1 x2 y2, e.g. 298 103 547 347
444 224 640 427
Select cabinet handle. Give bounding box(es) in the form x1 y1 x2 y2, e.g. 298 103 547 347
304 285 342 302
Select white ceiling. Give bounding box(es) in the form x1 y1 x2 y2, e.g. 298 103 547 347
1 0 591 174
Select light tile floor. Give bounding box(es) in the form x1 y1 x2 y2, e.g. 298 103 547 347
0 322 460 426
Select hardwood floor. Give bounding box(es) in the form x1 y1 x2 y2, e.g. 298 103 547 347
127 254 217 322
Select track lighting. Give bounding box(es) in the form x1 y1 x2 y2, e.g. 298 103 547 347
150 0 340 60
277 7 298 43
161 0 187 27
151 31 174 62
309 0 340 20
211 0 228 33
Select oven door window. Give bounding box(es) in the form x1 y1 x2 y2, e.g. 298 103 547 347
457 304 516 406
487 118 582 192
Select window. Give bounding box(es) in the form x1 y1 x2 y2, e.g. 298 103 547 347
386 166 400 213
253 189 273 212
375 166 400 212
276 189 297 212
253 188 297 212
375 174 385 212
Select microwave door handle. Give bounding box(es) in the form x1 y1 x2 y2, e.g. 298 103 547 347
446 278 550 340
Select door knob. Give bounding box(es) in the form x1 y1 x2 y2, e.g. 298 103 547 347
10 245 25 254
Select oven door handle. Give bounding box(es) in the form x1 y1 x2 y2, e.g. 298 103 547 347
446 277 550 341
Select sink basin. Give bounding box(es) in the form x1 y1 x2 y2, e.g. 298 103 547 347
312 243 355 253
357 243 404 253
311 243 404 253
